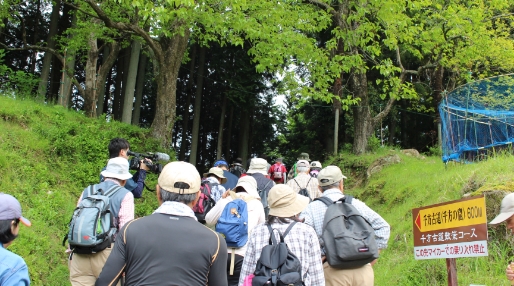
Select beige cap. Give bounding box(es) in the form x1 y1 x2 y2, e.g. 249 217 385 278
318 165 347 187
490 193 514 224
203 167 227 184
297 160 309 168
101 157 133 180
247 158 268 175
235 176 259 199
268 184 309 217
158 161 201 194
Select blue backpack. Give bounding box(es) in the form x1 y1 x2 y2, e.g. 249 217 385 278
216 192 255 275
216 193 249 248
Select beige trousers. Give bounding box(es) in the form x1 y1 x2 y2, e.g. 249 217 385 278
69 247 114 286
324 262 374 286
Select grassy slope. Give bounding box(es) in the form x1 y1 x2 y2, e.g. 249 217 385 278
328 150 514 285
0 96 163 285
1 95 514 285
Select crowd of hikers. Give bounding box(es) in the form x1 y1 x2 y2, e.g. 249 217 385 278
0 138 394 286
6 138 514 285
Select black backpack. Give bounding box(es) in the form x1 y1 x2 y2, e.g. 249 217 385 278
252 222 303 286
315 196 379 269
293 177 312 202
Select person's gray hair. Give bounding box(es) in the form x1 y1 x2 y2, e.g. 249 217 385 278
297 166 309 173
320 181 341 192
159 188 197 204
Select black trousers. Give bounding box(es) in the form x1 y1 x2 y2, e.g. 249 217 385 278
227 253 244 286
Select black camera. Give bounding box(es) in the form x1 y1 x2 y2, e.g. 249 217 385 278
127 151 170 174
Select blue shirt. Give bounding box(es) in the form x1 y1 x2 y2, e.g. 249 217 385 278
0 244 30 285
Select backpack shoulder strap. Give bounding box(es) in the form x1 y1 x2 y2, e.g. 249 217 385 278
266 224 285 245
293 179 301 188
259 180 272 192
85 185 96 197
282 221 297 238
314 196 333 206
340 195 353 204
103 185 123 198
305 176 312 188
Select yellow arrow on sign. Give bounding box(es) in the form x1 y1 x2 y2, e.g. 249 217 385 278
416 196 486 232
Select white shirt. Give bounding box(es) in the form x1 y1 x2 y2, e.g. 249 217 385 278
205 192 265 256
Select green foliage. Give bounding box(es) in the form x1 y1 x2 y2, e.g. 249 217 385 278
0 50 38 98
367 134 381 152
0 95 165 285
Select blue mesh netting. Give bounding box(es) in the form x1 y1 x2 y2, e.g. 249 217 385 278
439 74 514 163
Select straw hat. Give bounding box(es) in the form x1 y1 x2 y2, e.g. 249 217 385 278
268 184 309 217
203 167 227 184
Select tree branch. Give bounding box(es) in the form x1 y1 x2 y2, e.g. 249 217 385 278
372 96 396 125
82 0 163 62
62 2 98 19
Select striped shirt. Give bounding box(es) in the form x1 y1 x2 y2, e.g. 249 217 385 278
238 221 325 286
299 189 390 254
286 173 321 200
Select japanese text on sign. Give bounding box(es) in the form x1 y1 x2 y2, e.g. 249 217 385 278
414 196 486 232
419 228 478 244
414 241 488 260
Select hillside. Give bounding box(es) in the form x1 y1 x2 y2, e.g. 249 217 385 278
1 95 514 285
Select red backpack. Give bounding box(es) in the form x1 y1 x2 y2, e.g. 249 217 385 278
193 180 217 223
272 163 283 179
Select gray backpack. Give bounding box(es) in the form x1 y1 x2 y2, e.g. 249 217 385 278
257 180 273 216
315 196 379 268
63 184 122 254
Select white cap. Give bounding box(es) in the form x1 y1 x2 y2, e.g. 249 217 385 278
490 193 514 224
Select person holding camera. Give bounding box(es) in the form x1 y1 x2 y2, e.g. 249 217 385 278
101 138 150 198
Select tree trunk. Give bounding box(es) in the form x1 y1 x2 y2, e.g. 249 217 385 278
83 28 100 117
388 110 397 145
29 0 40 74
352 72 373 154
239 109 251 166
59 48 75 108
432 65 444 139
113 48 128 120
225 104 234 161
216 94 227 160
121 40 141 124
37 0 60 100
132 51 147 125
333 77 342 155
179 44 197 161
95 42 120 117
96 45 110 117
400 99 409 148
189 46 206 165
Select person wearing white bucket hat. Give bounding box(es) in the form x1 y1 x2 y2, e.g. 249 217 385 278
69 157 135 286
238 184 325 285
489 193 514 282
205 176 265 286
